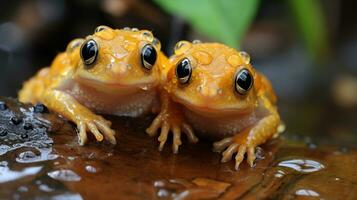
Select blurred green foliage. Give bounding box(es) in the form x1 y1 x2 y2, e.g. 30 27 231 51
288 0 329 60
154 0 329 60
154 0 259 48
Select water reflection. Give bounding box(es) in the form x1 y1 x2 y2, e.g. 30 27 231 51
295 189 320 197
278 159 325 173
47 169 81 182
0 163 42 183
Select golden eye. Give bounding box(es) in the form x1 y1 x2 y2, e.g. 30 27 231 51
176 58 192 84
80 39 98 67
234 68 253 95
141 44 157 70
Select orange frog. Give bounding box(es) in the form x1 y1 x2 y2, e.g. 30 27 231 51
19 26 167 145
147 41 283 169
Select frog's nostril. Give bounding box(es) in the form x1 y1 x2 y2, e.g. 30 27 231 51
200 86 220 98
112 63 131 75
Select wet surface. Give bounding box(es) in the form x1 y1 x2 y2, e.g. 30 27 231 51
0 97 357 200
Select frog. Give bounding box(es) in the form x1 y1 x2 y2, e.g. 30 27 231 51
146 41 282 169
19 26 167 145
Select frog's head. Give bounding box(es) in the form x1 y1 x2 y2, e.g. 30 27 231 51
167 41 259 116
66 26 163 93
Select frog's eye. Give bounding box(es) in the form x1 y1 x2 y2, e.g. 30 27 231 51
141 44 157 70
80 39 99 67
234 68 253 95
176 58 192 84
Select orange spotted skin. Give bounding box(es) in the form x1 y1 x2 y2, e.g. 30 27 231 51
147 41 282 170
19 26 168 145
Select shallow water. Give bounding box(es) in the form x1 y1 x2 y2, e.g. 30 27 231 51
0 97 356 200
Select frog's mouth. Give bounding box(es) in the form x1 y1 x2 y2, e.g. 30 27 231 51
172 95 254 117
76 76 159 95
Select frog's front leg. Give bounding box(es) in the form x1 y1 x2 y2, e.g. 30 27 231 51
213 109 280 170
146 92 198 153
42 90 116 145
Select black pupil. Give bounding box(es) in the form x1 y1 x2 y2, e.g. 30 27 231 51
142 44 157 68
237 70 252 91
81 40 97 65
176 59 191 79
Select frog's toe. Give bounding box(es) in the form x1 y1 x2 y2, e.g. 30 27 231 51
76 117 116 145
221 143 238 163
146 113 163 137
158 122 170 151
78 123 88 145
87 122 104 142
214 137 258 170
213 137 234 152
235 145 247 170
182 123 198 143
172 126 182 154
95 120 116 145
148 114 198 152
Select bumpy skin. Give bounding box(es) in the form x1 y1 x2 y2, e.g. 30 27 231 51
19 26 167 145
148 41 282 169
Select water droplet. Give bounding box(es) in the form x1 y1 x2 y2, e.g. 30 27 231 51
154 180 165 187
47 169 81 182
0 145 10 156
278 159 324 173
17 186 28 192
157 189 170 198
0 126 7 137
66 38 84 53
67 156 76 161
140 85 149 91
39 184 54 192
85 165 97 173
33 104 48 113
23 123 33 130
227 55 241 66
94 25 111 33
307 142 317 150
95 28 115 40
11 116 22 125
295 189 320 197
152 38 161 50
196 85 202 92
20 133 28 140
192 51 212 65
141 31 154 42
123 27 131 31
274 169 285 178
16 151 37 163
174 41 192 55
0 101 8 110
131 28 139 32
239 51 250 64
192 39 201 44
123 40 135 52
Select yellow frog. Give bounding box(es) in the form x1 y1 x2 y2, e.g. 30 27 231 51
147 41 282 169
19 26 167 145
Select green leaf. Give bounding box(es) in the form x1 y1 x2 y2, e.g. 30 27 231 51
289 0 330 60
154 0 260 48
